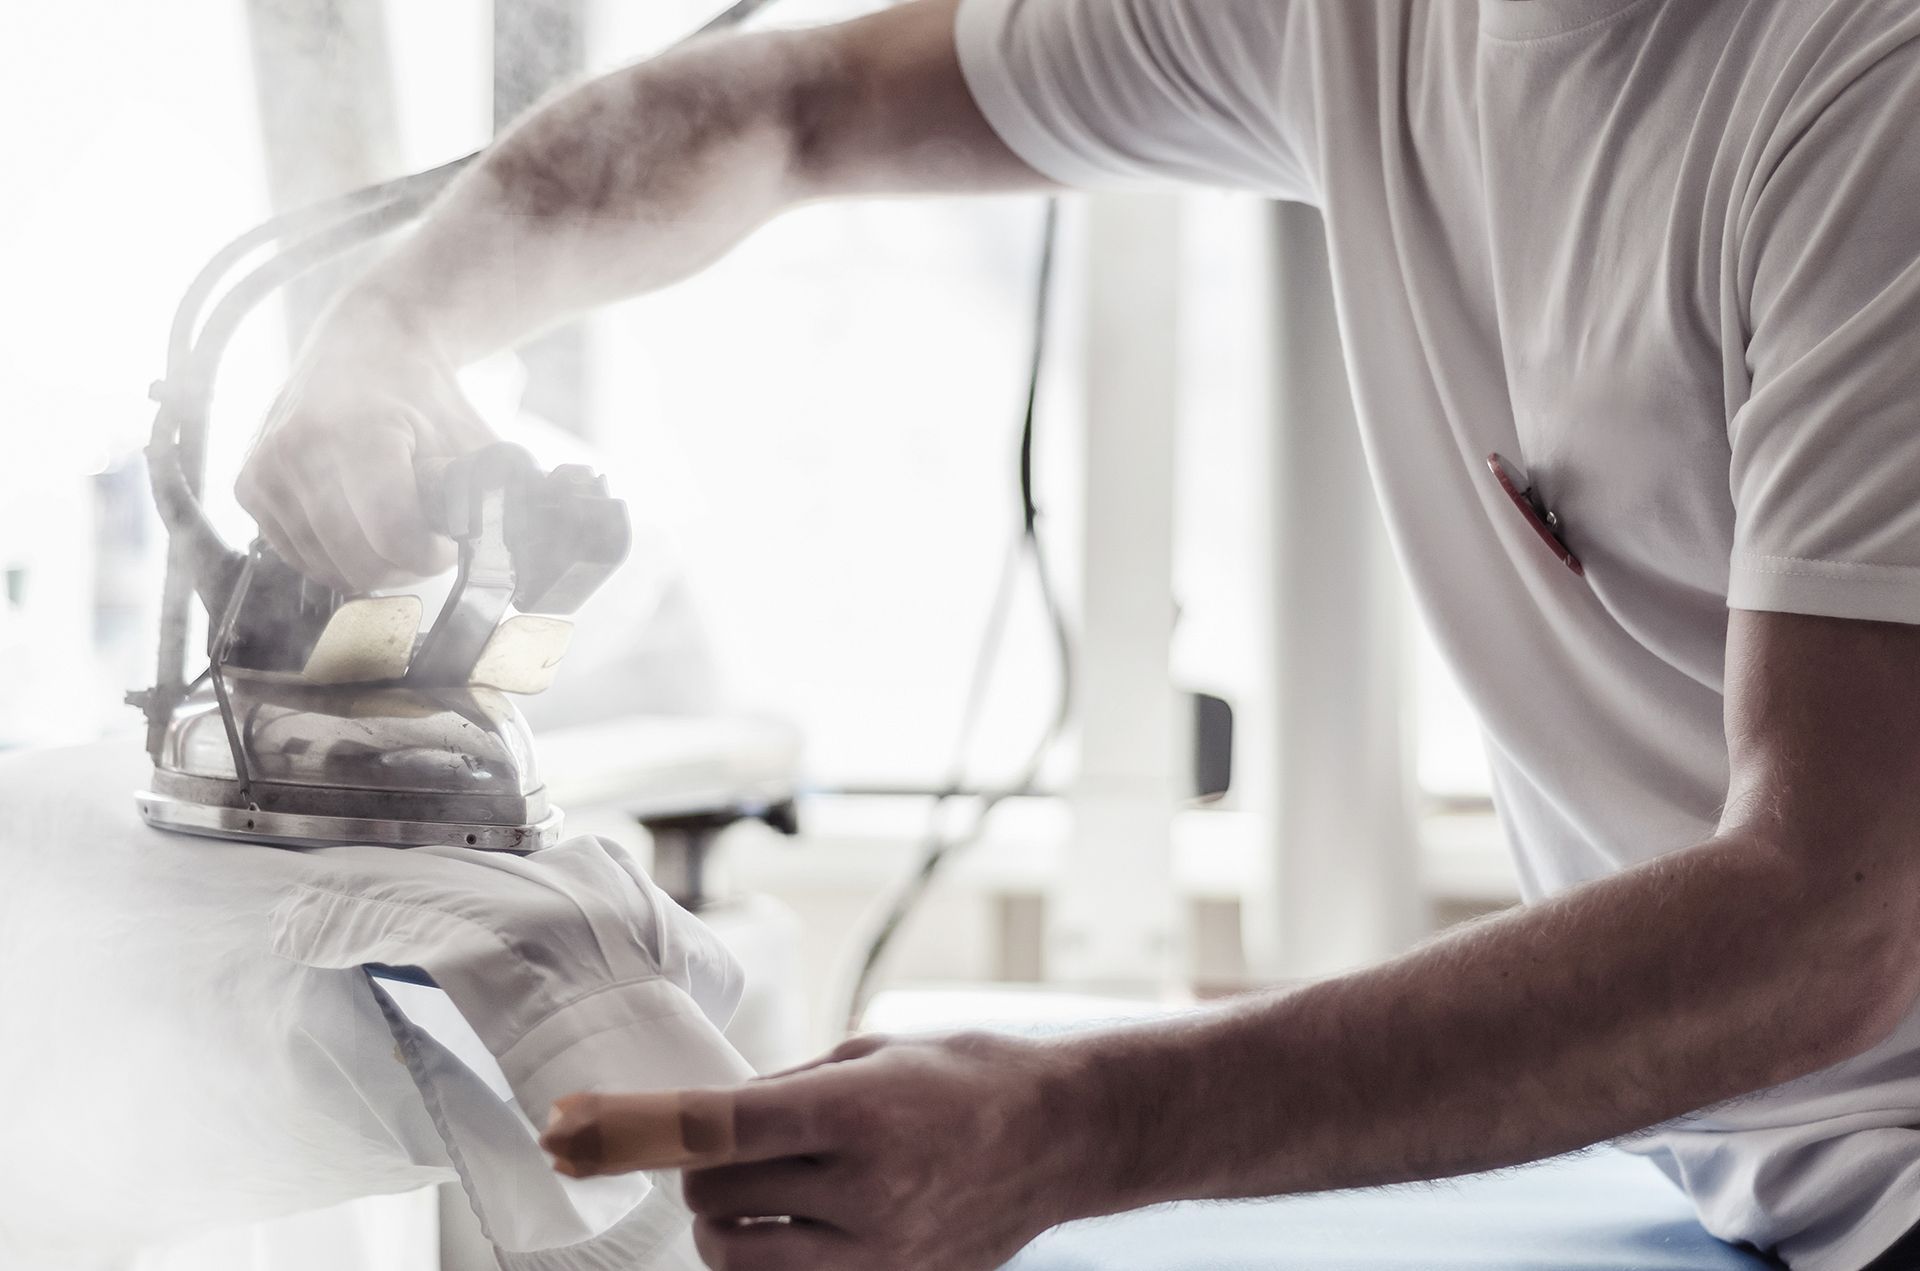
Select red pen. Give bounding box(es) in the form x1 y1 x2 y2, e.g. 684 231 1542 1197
1487 452 1582 577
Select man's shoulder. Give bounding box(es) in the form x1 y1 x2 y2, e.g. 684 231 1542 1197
1743 0 1920 103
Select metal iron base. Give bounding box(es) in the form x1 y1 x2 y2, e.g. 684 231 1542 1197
138 782 562 853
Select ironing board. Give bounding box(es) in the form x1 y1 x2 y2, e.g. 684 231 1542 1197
1007 1146 1774 1271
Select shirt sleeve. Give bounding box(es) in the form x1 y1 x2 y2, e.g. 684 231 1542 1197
1726 23 1920 624
954 0 1322 201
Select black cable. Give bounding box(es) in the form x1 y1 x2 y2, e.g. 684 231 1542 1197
843 199 1072 1033
1018 202 1058 534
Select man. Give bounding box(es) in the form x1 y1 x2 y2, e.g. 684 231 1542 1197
239 1 1920 1268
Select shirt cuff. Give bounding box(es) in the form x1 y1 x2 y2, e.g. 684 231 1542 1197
1728 552 1920 625
501 976 755 1125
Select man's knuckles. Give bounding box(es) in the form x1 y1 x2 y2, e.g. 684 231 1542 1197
828 1033 891 1065
866 1155 929 1218
820 1078 900 1151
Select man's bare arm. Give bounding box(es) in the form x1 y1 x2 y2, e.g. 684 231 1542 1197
1063 608 1920 1208
238 0 1046 588
539 612 1920 1271
369 0 1043 362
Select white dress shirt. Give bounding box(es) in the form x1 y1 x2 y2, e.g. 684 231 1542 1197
0 740 748 1269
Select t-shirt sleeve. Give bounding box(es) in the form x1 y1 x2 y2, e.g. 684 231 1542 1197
954 0 1322 202
1726 30 1920 624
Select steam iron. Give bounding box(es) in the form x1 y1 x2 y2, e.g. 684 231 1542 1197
133 441 629 851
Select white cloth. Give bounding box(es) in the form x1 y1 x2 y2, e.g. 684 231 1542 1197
956 2 1920 1268
0 740 748 1269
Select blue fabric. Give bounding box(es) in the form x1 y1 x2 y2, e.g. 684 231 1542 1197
1006 1148 1775 1271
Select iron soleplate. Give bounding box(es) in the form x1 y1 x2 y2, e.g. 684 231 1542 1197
136 787 561 853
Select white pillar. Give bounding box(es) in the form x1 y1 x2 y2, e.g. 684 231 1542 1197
1257 201 1422 982
1047 194 1184 992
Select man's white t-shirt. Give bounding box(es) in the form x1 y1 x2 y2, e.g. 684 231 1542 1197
953 0 1920 1267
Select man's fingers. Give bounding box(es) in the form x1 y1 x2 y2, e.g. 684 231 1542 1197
241 387 476 589
691 1217 850 1271
241 432 384 592
238 456 328 586
334 428 454 579
238 496 311 586
249 471 354 592
543 1074 838 1176
544 1089 740 1175
283 471 405 593
682 1158 852 1226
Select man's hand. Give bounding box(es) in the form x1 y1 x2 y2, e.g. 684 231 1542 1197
540 1032 1087 1271
236 291 499 592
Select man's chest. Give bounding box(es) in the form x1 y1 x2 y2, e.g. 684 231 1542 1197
1319 36 1769 688
1443 66 1752 610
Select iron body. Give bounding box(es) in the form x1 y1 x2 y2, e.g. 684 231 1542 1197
141 677 559 851
134 443 629 853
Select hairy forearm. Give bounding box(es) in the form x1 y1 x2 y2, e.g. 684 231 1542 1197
324 0 1034 364
1055 832 1918 1215
336 31 824 362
